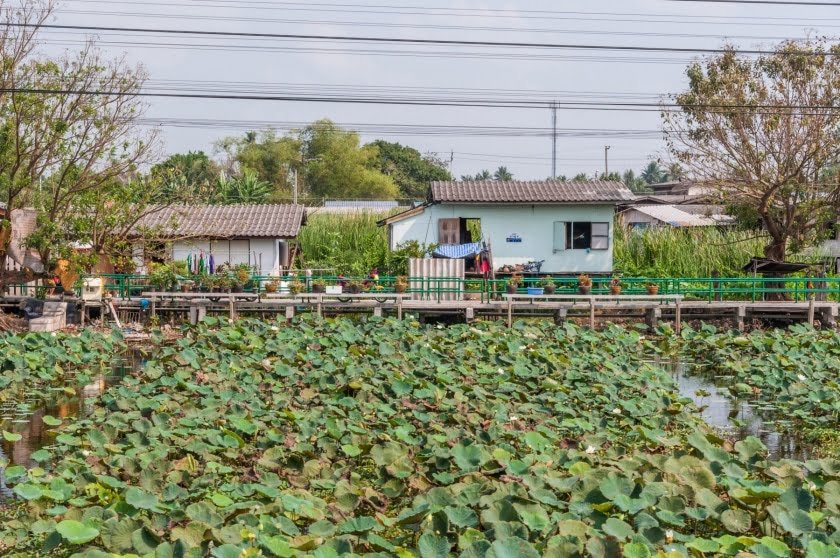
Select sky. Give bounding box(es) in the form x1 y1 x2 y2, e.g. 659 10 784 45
40 0 840 181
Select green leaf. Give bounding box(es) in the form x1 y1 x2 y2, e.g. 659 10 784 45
338 516 378 534
623 542 651 558
721 508 751 533
56 520 100 544
212 544 244 558
778 509 815 535
42 415 62 426
687 539 720 553
2 430 22 442
806 541 840 558
488 538 540 558
418 533 451 558
125 487 161 511
751 537 790 558
603 518 634 541
13 483 43 501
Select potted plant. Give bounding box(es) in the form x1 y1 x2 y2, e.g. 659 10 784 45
539 276 556 295
346 280 363 294
204 275 218 293
394 276 408 294
609 277 622 296
181 279 195 293
506 275 521 295
234 263 252 286
311 279 327 294
216 275 232 293
289 280 305 295
149 264 178 292
264 280 279 293
578 273 592 295
646 281 660 295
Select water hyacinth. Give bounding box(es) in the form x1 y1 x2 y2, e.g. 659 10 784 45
0 319 837 557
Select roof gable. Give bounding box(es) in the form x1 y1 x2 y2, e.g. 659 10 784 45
430 180 634 204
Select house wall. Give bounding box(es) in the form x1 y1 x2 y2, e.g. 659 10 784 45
134 238 283 276
389 203 617 274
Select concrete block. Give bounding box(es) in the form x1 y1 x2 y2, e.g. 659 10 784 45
29 314 64 332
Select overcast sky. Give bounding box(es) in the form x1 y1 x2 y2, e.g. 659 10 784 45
45 0 839 180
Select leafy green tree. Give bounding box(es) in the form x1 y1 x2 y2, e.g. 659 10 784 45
460 170 492 181
214 130 300 199
572 173 590 181
151 151 219 202
217 170 273 204
622 169 651 194
640 161 666 185
302 120 398 200
368 140 451 198
493 166 514 181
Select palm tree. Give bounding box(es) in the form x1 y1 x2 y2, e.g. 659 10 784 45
665 162 684 182
640 161 665 185
493 166 513 181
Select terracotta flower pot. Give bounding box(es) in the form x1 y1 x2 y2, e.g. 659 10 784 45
646 285 659 295
610 286 622 296
543 284 556 295
506 284 518 294
394 284 407 294
578 285 592 295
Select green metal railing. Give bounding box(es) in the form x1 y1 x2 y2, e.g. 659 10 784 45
73 273 840 303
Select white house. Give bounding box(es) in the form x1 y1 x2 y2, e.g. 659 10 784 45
380 180 634 274
130 204 306 276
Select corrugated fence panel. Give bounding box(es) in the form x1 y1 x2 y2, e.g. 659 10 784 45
409 258 464 301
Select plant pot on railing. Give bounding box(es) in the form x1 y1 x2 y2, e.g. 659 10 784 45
394 283 407 294
311 282 326 294
646 284 660 295
527 287 545 296
543 284 556 295
506 284 518 295
264 282 278 293
347 282 363 294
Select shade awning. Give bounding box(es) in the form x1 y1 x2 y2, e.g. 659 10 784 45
742 257 811 274
432 243 482 259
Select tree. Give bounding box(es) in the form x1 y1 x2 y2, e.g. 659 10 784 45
493 166 514 181
302 120 398 200
151 151 219 202
461 170 492 181
214 130 300 200
640 161 665 185
622 169 651 194
663 40 840 260
572 173 590 181
217 170 273 204
368 140 451 198
1 41 157 274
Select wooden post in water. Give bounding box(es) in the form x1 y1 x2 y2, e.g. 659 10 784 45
588 298 596 329
228 297 236 321
674 299 682 334
808 297 815 327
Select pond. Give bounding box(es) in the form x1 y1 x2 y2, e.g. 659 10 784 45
0 351 146 503
668 360 812 461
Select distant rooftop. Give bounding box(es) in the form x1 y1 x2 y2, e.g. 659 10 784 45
430 180 634 204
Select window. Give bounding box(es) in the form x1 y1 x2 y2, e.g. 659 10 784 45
562 222 610 250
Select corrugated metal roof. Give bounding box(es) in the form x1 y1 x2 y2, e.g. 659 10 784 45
323 200 400 209
132 204 306 238
631 205 732 227
430 180 634 204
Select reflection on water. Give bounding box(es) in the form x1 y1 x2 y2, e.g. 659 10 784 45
0 352 145 503
666 360 811 461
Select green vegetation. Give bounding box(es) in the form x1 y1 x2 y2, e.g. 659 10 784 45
614 225 767 277
680 324 840 447
298 213 430 276
2 320 839 557
0 329 125 405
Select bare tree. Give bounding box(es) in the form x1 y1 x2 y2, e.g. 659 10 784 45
663 40 840 261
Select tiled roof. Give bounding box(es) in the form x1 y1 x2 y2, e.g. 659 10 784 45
430 180 634 204
133 204 305 238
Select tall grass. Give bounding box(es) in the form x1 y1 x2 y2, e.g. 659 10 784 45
298 212 390 276
614 225 767 277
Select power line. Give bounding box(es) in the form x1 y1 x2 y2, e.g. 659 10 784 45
667 0 840 5
12 22 837 55
6 86 840 115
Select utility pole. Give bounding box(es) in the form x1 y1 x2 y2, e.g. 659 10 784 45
551 102 558 179
449 150 454 176
604 145 611 177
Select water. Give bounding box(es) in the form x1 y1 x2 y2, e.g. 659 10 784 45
0 352 145 502
668 360 811 461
